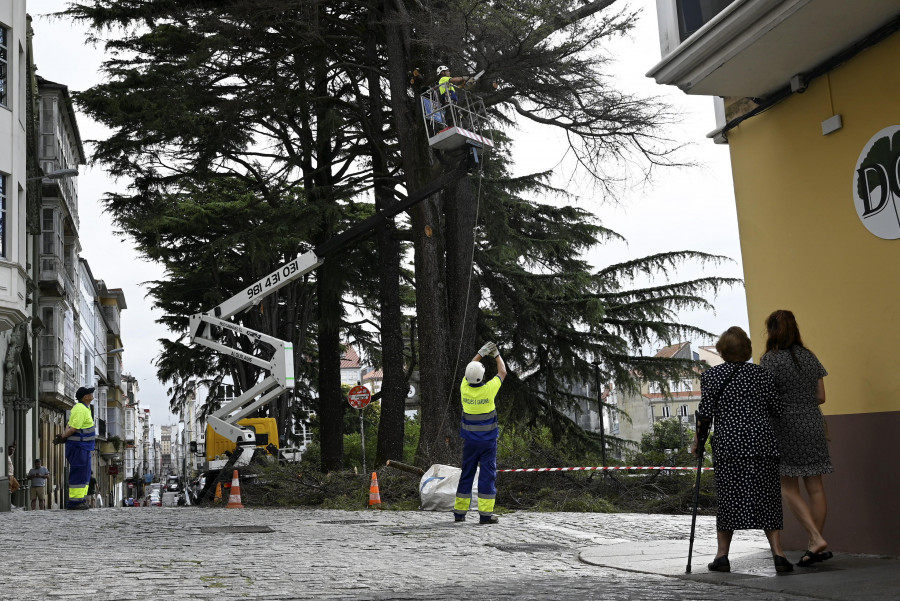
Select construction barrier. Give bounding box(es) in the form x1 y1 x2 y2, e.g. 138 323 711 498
498 466 713 473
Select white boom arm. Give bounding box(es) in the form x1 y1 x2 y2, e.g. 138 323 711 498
188 252 323 448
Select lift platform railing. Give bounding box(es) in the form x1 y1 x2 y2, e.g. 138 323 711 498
420 85 494 151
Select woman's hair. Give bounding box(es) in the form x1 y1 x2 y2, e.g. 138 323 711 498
764 309 804 354
716 326 752 362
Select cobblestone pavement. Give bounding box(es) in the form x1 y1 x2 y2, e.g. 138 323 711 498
0 508 823 601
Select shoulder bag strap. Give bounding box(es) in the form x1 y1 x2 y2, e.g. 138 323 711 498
714 363 746 402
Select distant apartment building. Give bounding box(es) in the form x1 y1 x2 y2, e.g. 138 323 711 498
608 342 721 454
160 424 173 475
33 73 89 509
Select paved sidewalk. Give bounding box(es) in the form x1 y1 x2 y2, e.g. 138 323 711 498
0 507 895 600
580 537 900 601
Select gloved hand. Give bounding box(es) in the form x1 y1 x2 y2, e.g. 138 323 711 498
53 434 64 445
478 342 496 357
489 344 500 357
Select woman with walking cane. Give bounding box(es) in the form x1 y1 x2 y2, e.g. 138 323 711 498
690 326 794 573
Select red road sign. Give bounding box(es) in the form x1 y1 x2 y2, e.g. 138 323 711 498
348 385 372 409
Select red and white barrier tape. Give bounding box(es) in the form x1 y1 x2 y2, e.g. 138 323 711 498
498 466 713 473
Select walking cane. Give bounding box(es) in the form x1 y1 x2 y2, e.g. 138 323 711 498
687 411 712 574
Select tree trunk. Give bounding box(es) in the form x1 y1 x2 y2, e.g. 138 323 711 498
444 161 481 404
317 260 345 472
367 0 407 466
383 3 457 466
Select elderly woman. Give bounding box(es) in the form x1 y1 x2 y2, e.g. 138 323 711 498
692 326 793 573
760 310 831 567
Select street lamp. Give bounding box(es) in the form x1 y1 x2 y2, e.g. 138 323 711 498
94 348 125 358
26 168 79 182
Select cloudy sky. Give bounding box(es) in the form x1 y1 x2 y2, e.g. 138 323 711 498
29 2 748 426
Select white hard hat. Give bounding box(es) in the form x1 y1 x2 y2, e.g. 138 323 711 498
465 361 485 385
436 65 449 77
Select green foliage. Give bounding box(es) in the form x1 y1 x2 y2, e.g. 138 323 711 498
403 414 421 464
534 489 616 513
65 0 739 471
240 462 421 510
629 418 695 467
476 140 738 453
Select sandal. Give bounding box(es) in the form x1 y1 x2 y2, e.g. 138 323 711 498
707 555 730 572
797 550 821 567
773 555 794 573
814 550 833 562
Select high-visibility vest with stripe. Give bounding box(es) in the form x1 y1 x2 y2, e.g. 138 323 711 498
459 376 502 441
67 402 96 448
438 76 457 100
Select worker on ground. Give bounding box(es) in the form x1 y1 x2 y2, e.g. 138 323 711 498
454 341 506 524
53 386 96 510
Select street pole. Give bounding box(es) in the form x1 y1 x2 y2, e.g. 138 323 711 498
359 408 366 475
594 363 607 468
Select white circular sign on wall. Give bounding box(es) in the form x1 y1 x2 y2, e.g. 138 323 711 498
853 125 900 239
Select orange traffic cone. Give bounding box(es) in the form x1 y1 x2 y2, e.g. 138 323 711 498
226 469 244 508
368 471 382 508
214 482 223 503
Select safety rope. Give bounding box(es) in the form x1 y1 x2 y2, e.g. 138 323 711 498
498 466 713 473
432 158 485 452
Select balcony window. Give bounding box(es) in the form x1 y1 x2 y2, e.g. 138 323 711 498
0 174 6 258
0 27 7 107
677 0 737 41
661 405 671 418
40 97 56 160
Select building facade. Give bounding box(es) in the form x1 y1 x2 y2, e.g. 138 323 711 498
649 0 900 554
0 0 34 512
610 342 721 454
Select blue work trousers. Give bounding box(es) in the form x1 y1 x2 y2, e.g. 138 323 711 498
454 439 497 516
65 443 92 507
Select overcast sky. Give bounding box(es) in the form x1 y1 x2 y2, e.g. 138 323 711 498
29 2 748 426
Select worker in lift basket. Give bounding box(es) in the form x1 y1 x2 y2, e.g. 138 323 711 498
53 386 96 510
454 342 507 524
436 65 470 102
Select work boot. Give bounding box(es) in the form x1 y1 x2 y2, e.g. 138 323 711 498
478 514 499 525
453 513 466 522
67 503 89 511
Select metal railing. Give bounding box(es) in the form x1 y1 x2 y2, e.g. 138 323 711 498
420 85 494 150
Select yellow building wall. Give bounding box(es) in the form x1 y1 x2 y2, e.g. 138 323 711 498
727 30 900 417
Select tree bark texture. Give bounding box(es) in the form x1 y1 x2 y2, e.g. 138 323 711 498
368 0 408 466
384 3 458 466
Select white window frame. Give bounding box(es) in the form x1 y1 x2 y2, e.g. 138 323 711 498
0 25 8 107
0 173 6 258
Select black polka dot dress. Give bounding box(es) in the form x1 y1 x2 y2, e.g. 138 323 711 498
760 346 833 477
699 362 784 531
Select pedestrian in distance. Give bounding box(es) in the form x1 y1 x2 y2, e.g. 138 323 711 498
760 309 832 567
692 326 793 573
26 459 51 510
7 442 20 505
53 386 97 510
87 477 98 508
453 341 507 524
